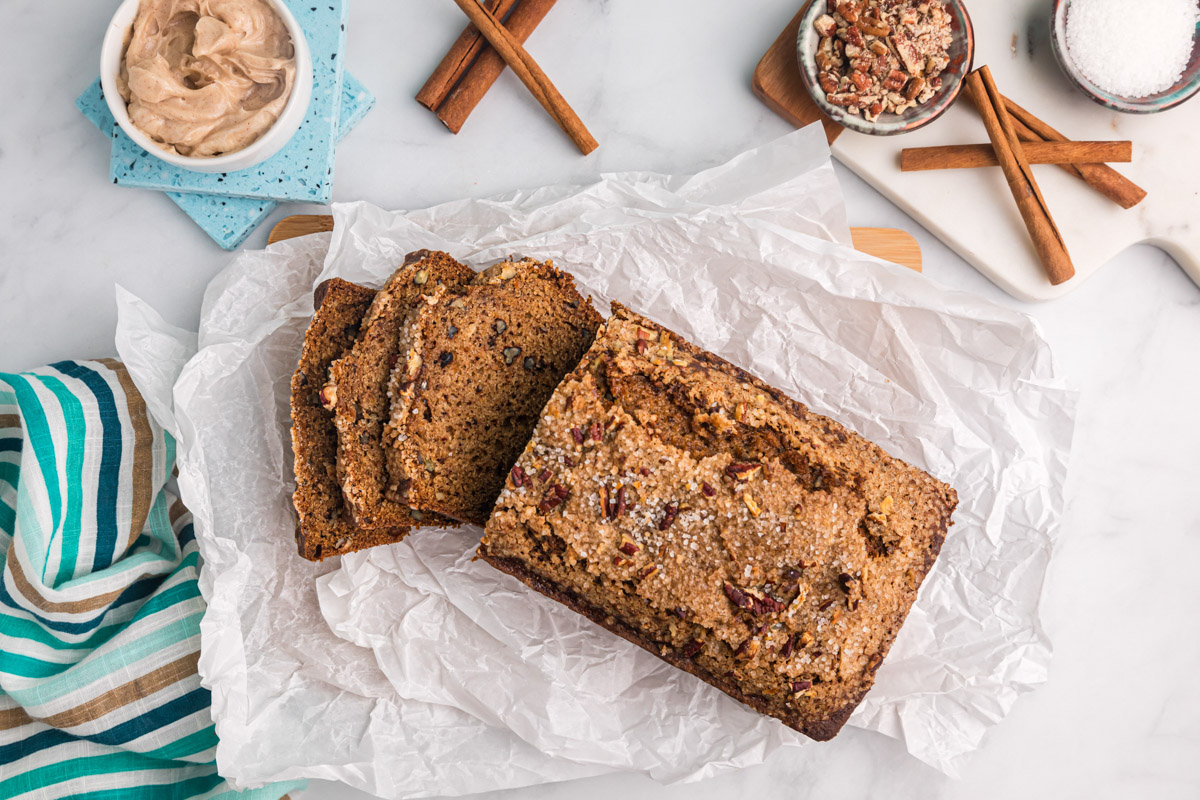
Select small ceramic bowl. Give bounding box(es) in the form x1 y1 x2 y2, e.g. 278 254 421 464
1050 0 1200 114
796 0 974 136
100 0 312 173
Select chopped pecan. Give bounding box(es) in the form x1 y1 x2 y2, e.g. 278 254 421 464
638 565 659 580
735 637 761 659
589 422 603 442
537 492 563 513
659 502 678 530
570 426 584 444
842 24 866 49
725 462 761 480
742 493 761 517
509 465 528 488
682 639 704 658
883 69 909 91
552 483 569 500
701 481 716 498
792 679 814 695
618 535 641 555
723 582 754 610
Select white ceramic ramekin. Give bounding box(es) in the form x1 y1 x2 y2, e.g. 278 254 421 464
99 0 313 173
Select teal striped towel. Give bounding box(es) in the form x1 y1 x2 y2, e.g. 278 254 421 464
0 360 303 799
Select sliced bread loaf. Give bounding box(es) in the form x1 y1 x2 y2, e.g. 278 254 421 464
382 258 603 526
290 278 410 561
329 250 475 529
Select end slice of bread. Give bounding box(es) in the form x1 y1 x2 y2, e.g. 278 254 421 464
290 278 411 561
383 258 603 526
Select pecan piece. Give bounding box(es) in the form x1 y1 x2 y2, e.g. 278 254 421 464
725 462 761 480
589 422 603 442
682 639 704 658
659 502 678 530
841 24 865 49
509 465 528 488
723 582 754 610
570 426 585 444
537 491 563 514
904 75 926 101
735 637 761 659
701 481 716 498
883 69 909 91
618 535 640 556
537 467 552 483
813 13 837 37
792 679 814 695
826 92 861 107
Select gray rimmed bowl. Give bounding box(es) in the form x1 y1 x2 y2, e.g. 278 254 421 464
1051 0 1200 114
796 0 975 136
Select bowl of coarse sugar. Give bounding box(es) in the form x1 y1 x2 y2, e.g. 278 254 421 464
1052 0 1200 113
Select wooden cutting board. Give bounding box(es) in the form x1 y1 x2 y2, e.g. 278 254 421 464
268 214 923 272
754 4 1200 302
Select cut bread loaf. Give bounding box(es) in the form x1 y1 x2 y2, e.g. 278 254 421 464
478 303 958 740
383 258 603 526
290 278 411 561
329 251 475 529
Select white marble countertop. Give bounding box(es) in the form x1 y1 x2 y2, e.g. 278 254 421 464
2 1 1198 798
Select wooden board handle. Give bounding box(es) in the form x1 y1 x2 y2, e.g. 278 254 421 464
268 215 923 273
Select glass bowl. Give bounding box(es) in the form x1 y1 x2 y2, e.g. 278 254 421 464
796 0 975 136
1050 0 1200 114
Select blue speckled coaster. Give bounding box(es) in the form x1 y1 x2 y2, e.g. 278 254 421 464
76 75 374 249
108 0 348 204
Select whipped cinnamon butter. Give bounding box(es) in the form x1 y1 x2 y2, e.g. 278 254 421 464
117 0 297 157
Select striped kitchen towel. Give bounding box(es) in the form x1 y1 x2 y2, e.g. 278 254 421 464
0 360 303 799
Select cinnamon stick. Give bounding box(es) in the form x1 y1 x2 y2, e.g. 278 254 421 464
448 0 598 155
901 140 1132 171
1003 96 1147 210
416 0 519 112
965 66 1074 286
437 0 559 133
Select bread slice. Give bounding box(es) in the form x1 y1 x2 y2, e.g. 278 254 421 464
478 303 957 740
383 258 603 526
329 250 476 529
290 279 410 561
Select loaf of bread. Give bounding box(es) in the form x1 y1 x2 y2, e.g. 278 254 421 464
328 250 475 530
478 303 958 740
382 258 603 526
289 279 411 561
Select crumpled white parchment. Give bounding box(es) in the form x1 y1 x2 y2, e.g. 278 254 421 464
114 124 1076 796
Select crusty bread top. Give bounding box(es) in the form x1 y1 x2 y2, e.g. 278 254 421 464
480 303 957 739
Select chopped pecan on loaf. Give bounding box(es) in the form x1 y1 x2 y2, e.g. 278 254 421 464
479 303 957 740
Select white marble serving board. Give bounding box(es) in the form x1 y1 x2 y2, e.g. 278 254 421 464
830 0 1200 301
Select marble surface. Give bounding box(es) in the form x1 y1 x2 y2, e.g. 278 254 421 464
0 1 1197 799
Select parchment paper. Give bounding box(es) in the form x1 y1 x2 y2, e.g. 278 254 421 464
114 124 1076 796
